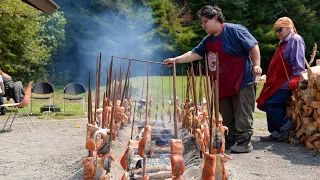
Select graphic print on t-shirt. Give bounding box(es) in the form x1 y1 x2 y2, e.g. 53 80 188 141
208 51 217 71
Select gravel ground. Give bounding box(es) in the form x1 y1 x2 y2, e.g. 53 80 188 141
0 114 319 180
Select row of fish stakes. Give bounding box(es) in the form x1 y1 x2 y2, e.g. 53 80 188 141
180 98 232 180
83 97 134 180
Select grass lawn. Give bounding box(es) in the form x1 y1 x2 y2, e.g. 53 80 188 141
1 77 266 120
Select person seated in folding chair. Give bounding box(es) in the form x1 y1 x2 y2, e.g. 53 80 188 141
0 76 5 115
0 67 25 103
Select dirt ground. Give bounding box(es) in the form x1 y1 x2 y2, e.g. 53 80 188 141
0 114 319 180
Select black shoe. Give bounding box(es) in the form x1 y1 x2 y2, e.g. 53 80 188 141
278 121 294 142
230 140 253 153
225 141 235 149
260 135 279 142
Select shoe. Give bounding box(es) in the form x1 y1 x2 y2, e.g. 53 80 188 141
260 134 279 142
225 141 235 149
278 121 294 142
230 140 253 153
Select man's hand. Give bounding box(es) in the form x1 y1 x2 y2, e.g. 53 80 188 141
163 58 176 67
289 76 300 90
253 65 262 76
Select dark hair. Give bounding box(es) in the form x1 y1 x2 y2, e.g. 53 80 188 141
197 5 225 23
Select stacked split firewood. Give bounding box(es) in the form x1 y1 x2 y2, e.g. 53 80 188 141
288 65 320 152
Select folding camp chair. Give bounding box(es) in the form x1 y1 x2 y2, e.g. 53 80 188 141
1 82 35 131
63 82 86 113
30 82 54 113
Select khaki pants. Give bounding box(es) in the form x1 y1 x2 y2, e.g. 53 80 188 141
219 84 255 143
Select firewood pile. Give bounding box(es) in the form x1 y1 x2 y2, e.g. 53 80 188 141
288 65 320 152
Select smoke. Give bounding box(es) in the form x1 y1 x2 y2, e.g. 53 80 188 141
57 2 177 86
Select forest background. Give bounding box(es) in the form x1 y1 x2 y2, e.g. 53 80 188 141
1 0 319 85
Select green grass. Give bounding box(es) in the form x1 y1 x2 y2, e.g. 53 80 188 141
1 77 266 120
256 82 264 100
3 86 87 120
130 76 205 105
254 111 266 119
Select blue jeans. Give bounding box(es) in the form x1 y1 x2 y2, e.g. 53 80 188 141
0 94 6 115
261 89 292 133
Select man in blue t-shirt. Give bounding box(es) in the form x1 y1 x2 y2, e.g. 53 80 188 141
163 5 262 153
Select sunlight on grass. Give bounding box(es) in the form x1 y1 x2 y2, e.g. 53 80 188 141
2 77 266 120
254 111 266 119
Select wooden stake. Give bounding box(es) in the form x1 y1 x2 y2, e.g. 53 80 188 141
102 93 106 129
113 55 164 65
121 60 131 106
108 70 118 153
214 53 219 127
88 72 92 124
143 59 151 176
130 100 137 140
182 67 184 104
205 54 211 117
162 71 165 122
173 61 178 139
107 57 114 100
191 63 198 115
107 69 124 172
168 69 172 122
199 61 203 106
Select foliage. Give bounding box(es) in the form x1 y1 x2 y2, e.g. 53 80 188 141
0 0 66 84
2 0 320 84
176 0 320 73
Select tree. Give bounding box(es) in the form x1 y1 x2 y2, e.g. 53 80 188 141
0 0 66 83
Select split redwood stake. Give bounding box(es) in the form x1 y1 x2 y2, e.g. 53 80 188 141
102 93 106 129
198 61 203 106
130 100 137 140
181 67 184 104
113 55 164 65
162 71 165 123
168 69 172 122
107 69 117 170
204 54 211 117
173 61 178 139
121 60 131 106
143 59 151 176
107 69 124 172
87 72 93 157
107 56 114 101
171 61 184 180
88 72 92 125
190 62 198 115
